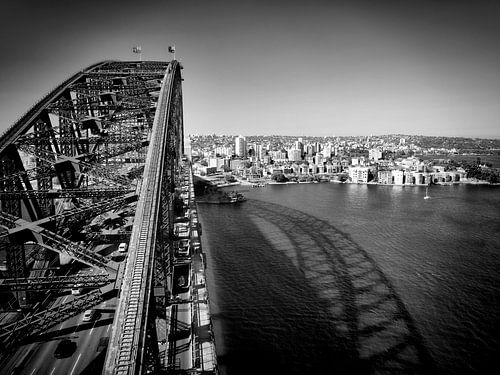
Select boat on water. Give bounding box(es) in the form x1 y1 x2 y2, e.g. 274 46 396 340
197 190 246 204
178 275 186 287
229 191 246 203
424 186 430 200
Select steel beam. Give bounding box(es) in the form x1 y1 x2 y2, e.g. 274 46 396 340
0 60 175 370
0 289 104 351
0 274 113 292
0 188 133 199
104 61 183 375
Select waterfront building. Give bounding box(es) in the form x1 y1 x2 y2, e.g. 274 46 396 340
341 158 350 171
299 163 309 175
269 166 285 176
393 169 406 185
349 166 370 183
378 169 393 184
325 162 336 174
290 163 300 174
432 171 463 183
411 172 431 185
195 165 218 176
208 157 227 171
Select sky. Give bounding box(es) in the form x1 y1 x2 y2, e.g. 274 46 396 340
1 0 499 138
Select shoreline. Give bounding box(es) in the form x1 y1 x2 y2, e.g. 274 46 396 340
236 179 499 187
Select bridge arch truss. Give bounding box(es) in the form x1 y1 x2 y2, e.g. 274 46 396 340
0 60 185 374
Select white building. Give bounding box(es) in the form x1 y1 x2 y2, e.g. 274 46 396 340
393 170 405 185
349 166 370 183
215 145 234 157
208 157 227 171
288 149 302 162
369 148 383 161
322 144 333 158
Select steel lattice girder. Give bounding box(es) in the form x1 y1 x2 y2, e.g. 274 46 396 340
0 188 134 199
15 132 146 146
16 144 132 187
0 60 178 372
0 274 113 292
3 214 117 272
0 289 105 351
103 61 184 375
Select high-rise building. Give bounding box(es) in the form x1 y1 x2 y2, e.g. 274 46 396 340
252 143 264 160
294 140 304 157
234 135 247 157
288 149 302 161
322 144 333 158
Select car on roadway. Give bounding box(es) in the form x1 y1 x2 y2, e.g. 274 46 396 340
71 284 83 295
82 309 97 322
175 239 191 257
54 339 77 358
174 215 190 223
118 242 128 252
174 223 190 238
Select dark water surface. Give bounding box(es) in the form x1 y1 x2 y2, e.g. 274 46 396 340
198 183 500 375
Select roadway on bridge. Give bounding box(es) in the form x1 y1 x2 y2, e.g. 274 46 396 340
3 294 116 375
1 242 126 375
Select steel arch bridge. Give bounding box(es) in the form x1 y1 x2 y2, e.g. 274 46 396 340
0 60 191 374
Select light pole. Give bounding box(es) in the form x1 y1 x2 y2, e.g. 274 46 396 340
168 45 176 60
133 45 142 61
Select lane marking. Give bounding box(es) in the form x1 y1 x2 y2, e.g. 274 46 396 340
30 368 37 375
59 296 70 330
70 353 82 375
49 367 56 375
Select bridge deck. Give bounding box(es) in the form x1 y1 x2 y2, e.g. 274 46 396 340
104 62 176 374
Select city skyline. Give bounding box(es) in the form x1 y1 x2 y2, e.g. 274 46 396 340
1 0 500 139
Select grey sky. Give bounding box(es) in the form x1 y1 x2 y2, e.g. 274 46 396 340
1 0 499 138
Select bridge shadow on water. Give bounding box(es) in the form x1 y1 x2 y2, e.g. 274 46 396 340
210 199 436 375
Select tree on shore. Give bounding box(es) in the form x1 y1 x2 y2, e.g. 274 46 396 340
271 173 289 182
225 174 236 183
464 162 499 183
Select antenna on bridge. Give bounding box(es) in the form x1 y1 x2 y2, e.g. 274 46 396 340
168 45 176 60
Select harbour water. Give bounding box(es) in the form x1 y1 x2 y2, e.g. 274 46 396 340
198 183 500 375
